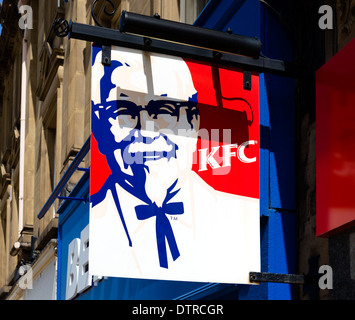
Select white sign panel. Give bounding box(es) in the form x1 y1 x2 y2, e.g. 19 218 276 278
89 45 260 284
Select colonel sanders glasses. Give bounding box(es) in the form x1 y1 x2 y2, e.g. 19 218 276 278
97 98 199 130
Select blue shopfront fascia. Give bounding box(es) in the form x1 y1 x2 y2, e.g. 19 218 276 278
52 0 297 300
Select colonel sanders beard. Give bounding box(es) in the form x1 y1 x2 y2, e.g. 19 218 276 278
142 133 197 207
112 130 197 206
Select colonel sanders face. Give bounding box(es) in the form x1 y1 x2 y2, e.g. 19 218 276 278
92 47 200 205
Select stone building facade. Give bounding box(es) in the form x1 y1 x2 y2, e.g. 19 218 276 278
0 0 208 299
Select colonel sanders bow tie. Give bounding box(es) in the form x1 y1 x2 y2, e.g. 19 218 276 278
135 200 184 269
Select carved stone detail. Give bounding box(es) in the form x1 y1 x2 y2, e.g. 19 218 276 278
338 0 355 34
36 11 65 101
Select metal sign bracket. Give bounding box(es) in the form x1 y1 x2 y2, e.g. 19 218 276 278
52 13 305 79
249 272 305 284
102 44 111 66
243 70 252 90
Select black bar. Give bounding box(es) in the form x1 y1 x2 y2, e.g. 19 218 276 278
249 272 305 284
119 11 262 58
37 137 91 219
57 196 88 202
68 21 302 78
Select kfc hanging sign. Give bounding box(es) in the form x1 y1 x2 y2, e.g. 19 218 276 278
89 45 260 284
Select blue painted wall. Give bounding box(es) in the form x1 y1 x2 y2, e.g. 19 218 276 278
196 0 297 299
57 0 297 300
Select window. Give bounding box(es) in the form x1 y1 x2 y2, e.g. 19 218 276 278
44 123 56 219
41 100 57 219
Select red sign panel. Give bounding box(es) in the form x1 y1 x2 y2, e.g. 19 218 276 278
316 38 355 236
91 60 260 199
